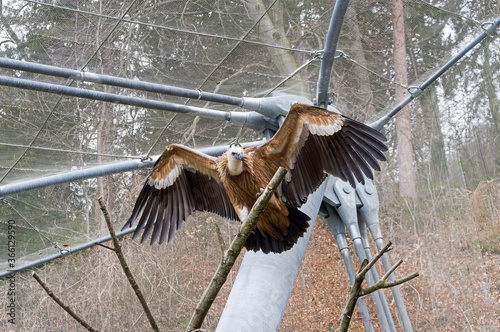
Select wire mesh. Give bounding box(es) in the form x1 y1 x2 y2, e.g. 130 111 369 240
0 0 499 330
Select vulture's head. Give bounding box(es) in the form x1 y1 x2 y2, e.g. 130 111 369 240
227 142 244 176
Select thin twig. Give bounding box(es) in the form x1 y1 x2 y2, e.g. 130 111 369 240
356 241 392 281
33 272 99 332
360 271 419 297
214 223 226 254
186 167 288 332
93 242 116 252
381 259 403 281
97 197 159 332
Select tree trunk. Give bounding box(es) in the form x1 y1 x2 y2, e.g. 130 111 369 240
482 38 500 174
344 5 375 120
420 87 448 183
246 0 308 97
392 0 416 198
93 10 116 231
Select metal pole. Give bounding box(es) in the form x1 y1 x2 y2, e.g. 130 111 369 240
216 181 327 331
0 57 244 107
0 157 155 197
356 179 413 332
314 0 398 329
323 203 374 332
216 96 316 331
315 0 351 108
370 17 500 131
0 227 136 278
357 217 397 332
0 75 278 133
0 141 263 197
329 178 396 332
0 58 315 117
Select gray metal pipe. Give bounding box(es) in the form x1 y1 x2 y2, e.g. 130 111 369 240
330 178 395 332
0 141 263 197
356 179 413 332
216 181 327 331
0 58 315 118
324 203 374 332
0 57 244 107
0 157 156 197
370 17 500 131
315 0 351 107
0 227 136 279
357 220 397 332
216 96 321 331
0 75 278 133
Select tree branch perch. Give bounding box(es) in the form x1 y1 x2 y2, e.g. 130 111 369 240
186 166 288 332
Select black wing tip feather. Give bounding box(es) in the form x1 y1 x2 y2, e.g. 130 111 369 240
244 204 310 254
124 169 240 246
121 181 150 231
122 181 172 246
344 117 388 143
333 117 388 187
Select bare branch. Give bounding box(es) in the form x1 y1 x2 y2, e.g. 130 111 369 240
339 242 418 332
93 242 116 252
186 167 288 332
360 271 419 297
381 259 403 281
97 197 159 332
32 272 98 332
355 241 392 282
214 223 226 255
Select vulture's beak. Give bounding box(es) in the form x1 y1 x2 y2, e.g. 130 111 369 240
236 153 244 161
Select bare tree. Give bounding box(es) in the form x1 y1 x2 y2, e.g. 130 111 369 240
392 0 416 198
343 5 376 120
246 0 309 97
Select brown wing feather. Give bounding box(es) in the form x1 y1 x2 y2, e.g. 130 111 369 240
122 144 239 245
253 103 387 207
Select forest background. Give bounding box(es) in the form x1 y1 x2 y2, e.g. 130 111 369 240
0 0 499 330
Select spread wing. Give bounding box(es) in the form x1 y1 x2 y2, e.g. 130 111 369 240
255 103 387 207
122 144 239 245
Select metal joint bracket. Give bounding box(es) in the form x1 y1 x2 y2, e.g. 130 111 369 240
313 50 324 59
355 179 383 241
59 248 71 255
313 97 333 107
196 89 203 100
407 86 423 98
140 155 153 162
241 95 313 119
481 22 498 35
335 49 349 60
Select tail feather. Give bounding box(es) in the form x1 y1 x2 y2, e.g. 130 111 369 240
245 204 310 254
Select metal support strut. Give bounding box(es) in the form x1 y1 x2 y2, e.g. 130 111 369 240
356 179 413 331
323 176 413 332
323 203 375 332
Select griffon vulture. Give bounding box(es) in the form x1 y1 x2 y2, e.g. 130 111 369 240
122 103 387 254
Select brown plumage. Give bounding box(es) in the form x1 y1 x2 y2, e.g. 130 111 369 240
122 103 387 254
